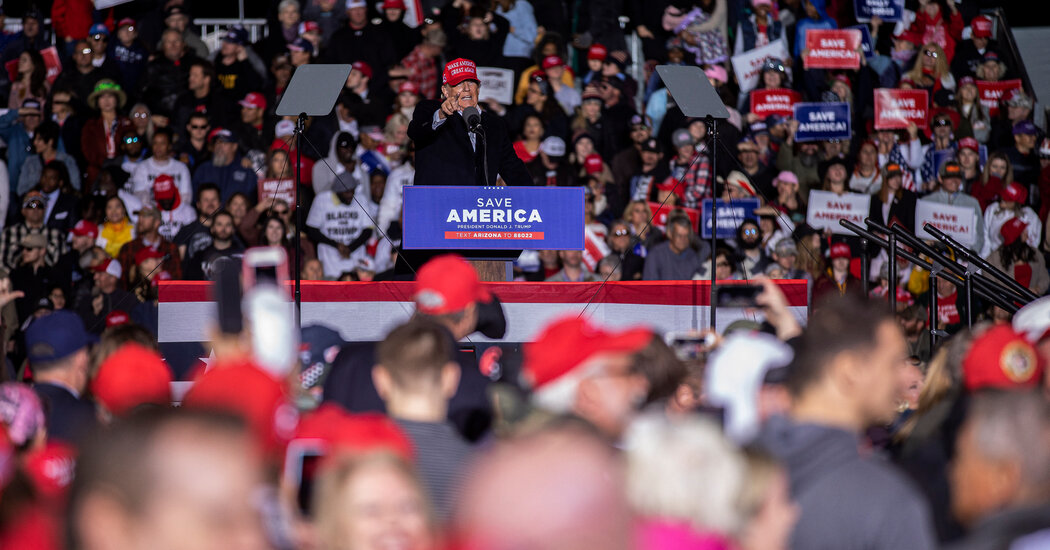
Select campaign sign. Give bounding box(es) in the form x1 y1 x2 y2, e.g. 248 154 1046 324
916 199 977 246
731 39 791 94
803 29 862 69
854 0 903 21
5 46 60 83
977 79 1022 118
476 67 515 105
258 179 295 209
402 186 584 250
700 198 760 239
793 102 851 142
751 89 800 118
874 88 929 129
807 190 871 235
849 25 875 59
649 202 701 233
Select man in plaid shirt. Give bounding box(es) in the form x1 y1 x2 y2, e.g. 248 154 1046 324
665 129 711 209
0 191 68 270
396 29 446 101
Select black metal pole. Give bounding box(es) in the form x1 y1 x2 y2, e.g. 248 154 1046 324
294 112 305 326
929 276 939 348
922 223 1038 302
707 115 717 331
888 233 897 313
860 238 869 296
964 271 973 328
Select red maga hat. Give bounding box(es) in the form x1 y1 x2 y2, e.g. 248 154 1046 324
91 343 173 416
963 325 1044 391
523 316 651 389
442 58 478 87
413 255 491 315
294 404 414 461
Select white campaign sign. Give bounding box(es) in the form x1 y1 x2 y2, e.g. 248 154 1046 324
806 190 871 235
477 67 515 105
915 200 977 246
730 39 791 94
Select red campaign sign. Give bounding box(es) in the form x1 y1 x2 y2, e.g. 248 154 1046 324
751 88 801 118
873 88 929 129
258 179 296 209
976 79 1022 118
803 29 862 69
649 202 700 233
6 46 62 84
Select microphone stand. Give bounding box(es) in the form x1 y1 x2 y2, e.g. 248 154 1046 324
921 223 1039 303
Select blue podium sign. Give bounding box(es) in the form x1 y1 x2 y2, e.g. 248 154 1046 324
701 198 760 239
402 186 585 250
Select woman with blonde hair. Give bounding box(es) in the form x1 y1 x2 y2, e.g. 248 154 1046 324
971 150 1014 209
313 451 436 550
905 43 956 102
953 77 991 143
624 199 659 251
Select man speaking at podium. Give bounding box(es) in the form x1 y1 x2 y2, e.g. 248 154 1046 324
408 58 531 187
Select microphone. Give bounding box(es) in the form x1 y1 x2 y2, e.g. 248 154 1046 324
463 105 482 132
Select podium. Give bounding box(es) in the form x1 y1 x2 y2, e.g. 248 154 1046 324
401 186 585 281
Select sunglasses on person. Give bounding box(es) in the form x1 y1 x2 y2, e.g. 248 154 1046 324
933 118 952 127
23 202 44 209
742 228 759 237
133 112 149 119
124 136 140 144
924 49 938 58
612 229 630 236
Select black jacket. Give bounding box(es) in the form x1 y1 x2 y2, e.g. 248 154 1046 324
408 100 531 187
45 193 80 234
33 382 98 446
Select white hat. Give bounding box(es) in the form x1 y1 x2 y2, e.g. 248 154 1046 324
1014 296 1050 343
539 136 566 157
1039 137 1050 159
346 0 366 8
275 120 295 138
704 332 792 443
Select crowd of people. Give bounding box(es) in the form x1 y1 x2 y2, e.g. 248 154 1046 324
0 0 1050 547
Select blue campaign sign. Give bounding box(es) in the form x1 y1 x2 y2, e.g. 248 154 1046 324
402 186 585 250
794 102 851 142
701 198 760 239
849 25 874 59
854 0 903 22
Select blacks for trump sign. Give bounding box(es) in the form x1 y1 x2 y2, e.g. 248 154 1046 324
402 186 584 250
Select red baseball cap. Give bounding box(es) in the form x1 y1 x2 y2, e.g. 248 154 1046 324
541 55 564 70
105 310 130 327
298 20 320 35
413 254 491 315
958 136 979 153
135 246 165 265
587 43 607 61
91 343 173 416
351 60 373 79
117 17 136 29
381 0 406 8
1000 181 1028 204
523 316 652 389
963 325 1043 391
829 242 851 259
442 58 478 87
153 174 181 209
398 80 420 95
1001 217 1029 246
971 15 993 38
70 219 99 239
93 257 123 279
22 441 77 504
183 360 299 455
239 91 266 110
294 404 414 461
584 153 604 175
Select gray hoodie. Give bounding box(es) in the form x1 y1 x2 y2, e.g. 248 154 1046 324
755 415 936 550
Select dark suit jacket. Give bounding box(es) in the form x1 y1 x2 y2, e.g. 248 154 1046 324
46 193 80 234
34 382 98 445
408 100 531 187
869 189 917 233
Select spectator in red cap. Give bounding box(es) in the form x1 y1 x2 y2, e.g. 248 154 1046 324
372 318 475 522
77 257 134 333
954 136 983 186
112 17 148 93
313 452 436 550
115 206 181 285
523 314 653 437
376 0 418 61
406 57 531 187
971 151 1012 210
68 409 270 550
92 343 173 419
982 181 1041 257
813 242 861 302
948 391 1050 548
54 220 98 296
755 295 936 549
987 217 1049 294
322 0 396 89
950 14 1004 80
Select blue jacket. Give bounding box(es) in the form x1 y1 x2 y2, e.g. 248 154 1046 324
794 0 837 58
193 155 259 203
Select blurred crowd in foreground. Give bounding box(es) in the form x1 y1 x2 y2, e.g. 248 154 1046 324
1 252 1050 550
